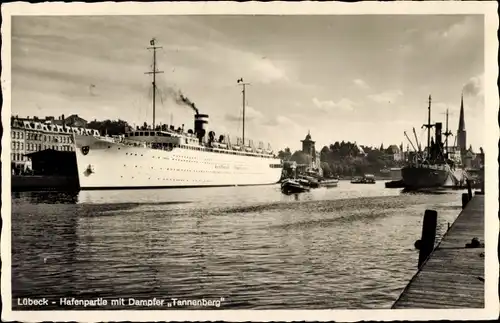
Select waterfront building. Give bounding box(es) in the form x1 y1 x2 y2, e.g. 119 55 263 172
288 131 319 175
10 115 99 172
301 131 316 158
446 145 463 165
386 144 403 161
301 131 317 168
462 145 484 170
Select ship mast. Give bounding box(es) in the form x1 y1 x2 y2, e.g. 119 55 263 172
422 95 434 159
145 38 164 129
237 78 250 146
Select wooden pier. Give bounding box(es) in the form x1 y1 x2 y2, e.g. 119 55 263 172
392 194 485 309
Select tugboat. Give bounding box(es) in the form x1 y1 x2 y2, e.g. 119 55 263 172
281 178 310 194
297 174 320 188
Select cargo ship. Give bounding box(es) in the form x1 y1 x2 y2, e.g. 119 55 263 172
401 95 458 189
74 39 283 190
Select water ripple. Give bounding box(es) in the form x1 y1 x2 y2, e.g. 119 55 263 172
11 182 463 309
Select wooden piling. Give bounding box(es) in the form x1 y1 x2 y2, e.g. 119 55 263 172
417 209 437 269
467 179 472 201
462 192 470 209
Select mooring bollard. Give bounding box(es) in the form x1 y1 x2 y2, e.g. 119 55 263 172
462 192 470 209
417 209 438 269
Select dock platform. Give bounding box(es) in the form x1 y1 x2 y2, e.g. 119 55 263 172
392 195 485 309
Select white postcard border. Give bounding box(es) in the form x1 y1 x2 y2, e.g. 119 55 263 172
1 1 498 322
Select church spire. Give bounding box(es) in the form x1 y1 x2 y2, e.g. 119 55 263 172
457 92 467 156
458 92 465 131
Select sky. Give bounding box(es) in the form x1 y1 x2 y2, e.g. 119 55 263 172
11 14 486 152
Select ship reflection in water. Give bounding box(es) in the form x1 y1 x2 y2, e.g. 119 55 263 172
12 183 463 310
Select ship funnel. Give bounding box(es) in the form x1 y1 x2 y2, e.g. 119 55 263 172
194 113 209 143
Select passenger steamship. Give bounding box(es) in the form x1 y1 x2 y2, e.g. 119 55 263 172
74 39 283 190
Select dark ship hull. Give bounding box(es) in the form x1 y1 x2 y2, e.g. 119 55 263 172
401 165 448 189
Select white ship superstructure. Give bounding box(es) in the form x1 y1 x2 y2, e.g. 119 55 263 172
74 38 283 189
74 115 282 189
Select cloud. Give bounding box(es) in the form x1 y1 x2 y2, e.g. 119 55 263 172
276 115 300 128
312 97 355 112
250 57 289 84
224 106 263 123
199 43 292 86
462 74 484 97
440 16 482 44
262 114 299 128
353 79 370 90
368 90 403 103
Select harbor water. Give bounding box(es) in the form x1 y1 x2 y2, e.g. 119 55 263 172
11 182 464 310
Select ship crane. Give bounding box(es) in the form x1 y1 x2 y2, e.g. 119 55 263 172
412 127 422 153
442 108 453 155
404 131 418 153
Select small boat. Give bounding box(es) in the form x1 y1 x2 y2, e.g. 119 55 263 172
351 177 364 184
351 174 376 184
320 178 339 188
281 178 310 194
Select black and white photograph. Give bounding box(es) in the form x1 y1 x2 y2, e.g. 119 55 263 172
1 1 498 322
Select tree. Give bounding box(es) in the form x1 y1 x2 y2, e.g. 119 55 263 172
87 119 131 136
290 151 312 165
320 161 332 178
278 147 292 160
320 146 331 162
339 141 352 158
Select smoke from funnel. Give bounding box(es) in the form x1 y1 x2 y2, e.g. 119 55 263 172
177 93 199 114
158 85 200 114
